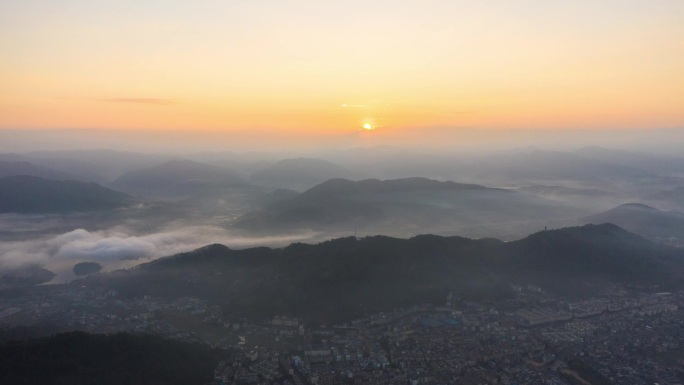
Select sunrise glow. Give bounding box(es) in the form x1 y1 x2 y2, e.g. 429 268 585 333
1 1 683 146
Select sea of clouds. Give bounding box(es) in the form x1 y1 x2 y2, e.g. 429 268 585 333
0 226 318 282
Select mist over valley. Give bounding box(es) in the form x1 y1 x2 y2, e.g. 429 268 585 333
2 145 684 285
3 0 684 382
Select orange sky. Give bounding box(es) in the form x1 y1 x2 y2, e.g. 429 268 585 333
1 1 683 140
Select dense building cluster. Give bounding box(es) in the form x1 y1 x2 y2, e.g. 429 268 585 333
2 284 684 385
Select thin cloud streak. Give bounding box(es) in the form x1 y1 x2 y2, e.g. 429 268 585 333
101 98 175 105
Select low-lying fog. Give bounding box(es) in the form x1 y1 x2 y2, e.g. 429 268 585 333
0 219 320 284
1 132 683 285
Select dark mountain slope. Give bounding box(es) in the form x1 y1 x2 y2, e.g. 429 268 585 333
87 235 506 322
0 332 223 385
494 223 680 293
0 175 133 213
83 224 684 322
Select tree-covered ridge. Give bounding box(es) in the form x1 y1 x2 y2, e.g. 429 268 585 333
83 225 684 323
0 331 223 385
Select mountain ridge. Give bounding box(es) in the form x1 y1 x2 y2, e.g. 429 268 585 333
250 157 368 190
233 177 576 239
82 224 684 322
110 159 249 198
583 203 684 242
0 160 80 181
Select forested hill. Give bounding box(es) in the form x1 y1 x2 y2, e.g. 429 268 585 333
81 224 684 322
0 331 224 385
0 175 133 213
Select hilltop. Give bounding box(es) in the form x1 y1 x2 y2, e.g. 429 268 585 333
250 158 367 190
583 203 684 243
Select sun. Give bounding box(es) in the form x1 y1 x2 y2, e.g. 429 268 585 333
362 122 373 131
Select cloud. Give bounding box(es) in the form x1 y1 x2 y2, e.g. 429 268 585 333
50 231 156 261
0 227 318 275
102 98 174 105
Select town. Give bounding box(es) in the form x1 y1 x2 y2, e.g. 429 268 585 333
2 283 683 385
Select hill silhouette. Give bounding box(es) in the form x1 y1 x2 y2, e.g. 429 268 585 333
0 175 133 213
111 159 248 198
250 157 367 190
0 160 79 181
23 149 174 182
73 262 103 276
83 224 684 322
496 223 680 293
583 203 684 242
233 177 576 239
0 266 55 287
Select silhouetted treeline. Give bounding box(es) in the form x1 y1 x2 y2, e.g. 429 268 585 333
0 331 223 385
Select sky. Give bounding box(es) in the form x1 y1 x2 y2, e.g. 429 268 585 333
1 0 683 149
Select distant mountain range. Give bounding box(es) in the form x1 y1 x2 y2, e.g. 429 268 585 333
0 161 80 181
0 150 173 183
250 157 368 190
646 187 684 210
468 150 653 183
110 159 249 198
519 184 612 198
321 148 461 180
3 147 680 201
323 148 658 184
233 177 579 239
0 175 133 213
583 203 684 242
22 150 173 182
576 146 684 175
83 224 684 322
